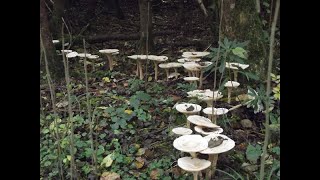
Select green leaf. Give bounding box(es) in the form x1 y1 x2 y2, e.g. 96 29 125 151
246 144 262 163
271 146 280 155
101 153 114 168
232 47 247 59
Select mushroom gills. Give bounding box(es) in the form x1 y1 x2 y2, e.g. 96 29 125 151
208 136 228 148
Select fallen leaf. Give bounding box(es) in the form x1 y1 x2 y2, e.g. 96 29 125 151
150 169 160 179
148 76 153 82
100 172 120 180
135 148 146 156
102 77 111 83
124 109 133 115
134 157 145 169
101 153 114 168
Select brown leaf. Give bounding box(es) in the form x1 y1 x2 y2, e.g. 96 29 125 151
100 172 120 180
150 169 160 180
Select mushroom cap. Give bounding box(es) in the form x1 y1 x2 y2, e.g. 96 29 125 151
99 49 119 54
175 103 202 114
61 50 73 53
52 40 59 44
177 58 201 63
127 55 149 60
149 55 168 62
178 157 211 172
225 62 249 70
66 52 78 58
172 127 193 135
184 77 200 81
197 61 213 68
77 53 92 58
88 55 99 59
187 90 223 100
159 62 182 69
187 115 220 128
182 52 210 58
182 63 201 71
224 81 240 88
203 107 229 116
168 72 180 79
167 62 183 68
173 134 208 152
194 126 223 135
200 134 235 154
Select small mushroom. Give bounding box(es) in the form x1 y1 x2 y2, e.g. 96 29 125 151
194 126 223 135
168 72 181 79
187 89 223 107
177 157 211 180
159 62 183 81
175 103 202 128
99 49 119 71
187 115 220 129
196 61 212 89
173 134 208 158
200 134 235 179
148 55 168 81
52 40 59 44
65 51 78 58
182 63 201 80
224 81 240 103
225 62 249 81
202 107 229 124
184 77 199 87
127 55 149 80
172 127 193 136
87 55 99 71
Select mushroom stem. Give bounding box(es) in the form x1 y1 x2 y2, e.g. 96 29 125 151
138 60 144 80
106 54 113 70
174 68 178 79
192 172 199 180
190 152 197 158
206 154 219 180
199 70 204 89
212 115 217 124
136 63 139 76
153 61 158 81
165 69 169 81
188 71 191 77
233 70 238 81
227 88 232 104
206 100 213 107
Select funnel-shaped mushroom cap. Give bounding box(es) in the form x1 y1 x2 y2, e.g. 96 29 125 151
178 157 211 172
226 62 249 70
203 107 229 116
61 50 73 53
149 55 168 62
52 40 59 44
182 52 210 58
194 126 223 135
184 77 200 81
200 134 235 154
172 127 193 135
127 55 150 60
224 81 240 88
66 52 78 58
197 61 213 68
167 62 183 68
175 103 202 114
168 72 181 79
177 58 201 63
88 55 99 59
187 90 223 100
187 115 220 128
99 49 119 54
77 53 92 58
173 134 208 152
183 63 201 71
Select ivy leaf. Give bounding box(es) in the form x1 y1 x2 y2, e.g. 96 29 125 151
246 144 262 164
232 47 247 59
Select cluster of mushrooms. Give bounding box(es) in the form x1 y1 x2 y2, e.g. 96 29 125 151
171 87 241 179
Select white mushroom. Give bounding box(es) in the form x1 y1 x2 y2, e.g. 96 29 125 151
182 52 210 58
224 81 240 103
172 127 193 136
87 55 99 71
175 103 202 128
187 89 223 107
225 62 249 81
184 77 199 87
183 63 201 78
127 55 149 80
202 107 229 124
52 40 59 44
99 49 119 71
148 55 168 81
61 50 73 54
187 115 220 129
200 134 235 179
159 62 183 81
77 53 92 58
178 157 211 180
196 61 212 89
194 126 223 135
173 134 208 157
177 58 201 63
66 52 78 58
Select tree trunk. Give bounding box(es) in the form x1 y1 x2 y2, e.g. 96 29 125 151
138 0 153 54
220 0 267 80
50 0 65 38
40 0 63 78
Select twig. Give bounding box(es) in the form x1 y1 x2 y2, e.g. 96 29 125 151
259 0 280 179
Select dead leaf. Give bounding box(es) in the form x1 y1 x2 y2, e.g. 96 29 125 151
134 157 145 169
150 169 160 179
123 82 129 87
135 148 146 156
100 172 120 180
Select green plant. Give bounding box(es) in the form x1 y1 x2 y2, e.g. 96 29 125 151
271 73 280 101
246 85 275 114
246 144 262 164
176 82 197 92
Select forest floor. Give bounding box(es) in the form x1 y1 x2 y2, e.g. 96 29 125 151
40 0 280 179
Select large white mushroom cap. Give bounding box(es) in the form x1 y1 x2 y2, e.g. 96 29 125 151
203 107 229 116
172 127 193 135
99 49 119 54
182 52 210 58
197 61 213 68
187 115 220 128
178 157 211 172
148 55 168 62
226 62 249 70
175 103 202 114
173 134 208 152
200 134 235 154
187 90 223 100
61 50 73 53
66 52 78 58
183 63 201 71
77 53 92 58
177 58 201 63
194 126 223 135
184 77 200 81
224 81 240 88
